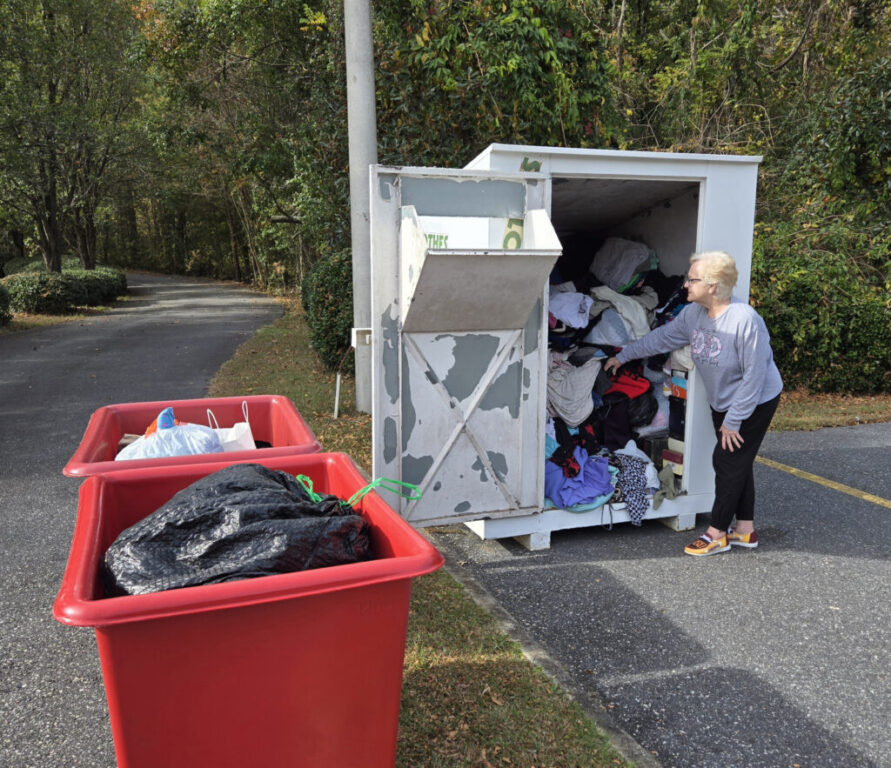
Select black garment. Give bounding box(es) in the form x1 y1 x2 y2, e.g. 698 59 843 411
598 395 633 451
550 414 604 477
708 394 780 532
641 269 684 307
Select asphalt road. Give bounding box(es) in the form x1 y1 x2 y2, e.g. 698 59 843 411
1 272 888 767
0 273 281 768
430 422 891 768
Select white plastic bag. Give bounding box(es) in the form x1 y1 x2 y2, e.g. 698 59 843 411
207 401 256 452
116 407 224 461
590 237 654 292
671 344 694 371
615 439 660 490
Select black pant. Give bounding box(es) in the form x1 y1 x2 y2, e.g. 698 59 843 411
709 394 780 533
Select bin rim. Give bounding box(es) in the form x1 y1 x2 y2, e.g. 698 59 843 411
53 453 443 628
63 394 321 477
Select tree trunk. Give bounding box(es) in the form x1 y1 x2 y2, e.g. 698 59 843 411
616 0 627 74
233 184 266 287
174 208 187 273
37 11 64 274
223 196 243 282
36 197 64 273
153 200 173 270
9 230 25 263
74 198 98 269
121 185 140 262
34 165 64 273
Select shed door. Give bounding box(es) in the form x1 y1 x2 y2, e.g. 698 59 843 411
370 167 561 527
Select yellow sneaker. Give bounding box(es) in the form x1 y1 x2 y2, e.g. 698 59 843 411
727 527 759 548
684 534 730 557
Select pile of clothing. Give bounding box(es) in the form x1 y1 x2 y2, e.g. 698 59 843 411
543 237 688 520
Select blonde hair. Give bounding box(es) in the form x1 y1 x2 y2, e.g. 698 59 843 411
690 251 738 300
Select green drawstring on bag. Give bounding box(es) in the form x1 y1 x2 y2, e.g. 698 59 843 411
294 473 421 510
295 474 324 503
347 478 422 508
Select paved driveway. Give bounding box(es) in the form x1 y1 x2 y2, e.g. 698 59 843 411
430 422 891 767
0 273 281 768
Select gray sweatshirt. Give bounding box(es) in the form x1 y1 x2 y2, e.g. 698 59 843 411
616 299 783 431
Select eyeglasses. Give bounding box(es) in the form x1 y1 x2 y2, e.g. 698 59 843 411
683 277 703 285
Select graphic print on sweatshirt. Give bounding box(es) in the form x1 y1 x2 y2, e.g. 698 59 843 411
691 328 722 367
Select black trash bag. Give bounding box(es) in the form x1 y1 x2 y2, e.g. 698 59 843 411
598 393 633 451
103 463 373 596
626 388 658 428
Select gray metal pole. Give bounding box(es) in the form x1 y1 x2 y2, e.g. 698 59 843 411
344 0 377 413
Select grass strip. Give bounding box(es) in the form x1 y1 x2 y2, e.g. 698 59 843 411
770 389 891 430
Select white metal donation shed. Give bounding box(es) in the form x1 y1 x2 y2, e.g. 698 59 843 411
368 144 761 549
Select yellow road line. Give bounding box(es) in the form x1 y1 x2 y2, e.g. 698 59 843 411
756 456 891 509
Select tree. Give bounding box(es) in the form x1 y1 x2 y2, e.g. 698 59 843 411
0 0 143 271
122 0 351 286
374 0 624 166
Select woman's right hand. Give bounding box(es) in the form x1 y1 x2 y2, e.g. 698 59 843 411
604 356 622 375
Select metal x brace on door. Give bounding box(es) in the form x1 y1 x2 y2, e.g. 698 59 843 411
400 330 524 522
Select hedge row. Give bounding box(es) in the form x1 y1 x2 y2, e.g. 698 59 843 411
752 227 890 394
300 249 354 371
0 267 128 316
0 284 10 326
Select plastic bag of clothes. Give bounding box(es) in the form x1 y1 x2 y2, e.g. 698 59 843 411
590 238 655 293
115 406 223 461
103 463 372 596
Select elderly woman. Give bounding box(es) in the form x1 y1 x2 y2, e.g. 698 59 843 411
605 251 783 556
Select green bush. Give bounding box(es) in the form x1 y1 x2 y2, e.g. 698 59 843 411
98 266 128 300
752 226 891 393
2 272 71 314
60 273 92 307
1 267 128 315
2 256 43 275
65 267 128 303
0 283 11 325
301 249 354 371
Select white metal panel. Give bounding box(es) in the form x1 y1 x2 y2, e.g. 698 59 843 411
684 369 718 496
369 169 404 497
696 163 759 300
523 208 562 251
469 142 761 174
603 186 700 276
400 206 428 331
399 329 533 525
370 165 561 526
402 249 560 333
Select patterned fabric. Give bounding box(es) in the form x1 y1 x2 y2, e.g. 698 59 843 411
610 453 650 525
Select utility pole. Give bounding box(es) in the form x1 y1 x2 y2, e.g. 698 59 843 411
343 0 377 413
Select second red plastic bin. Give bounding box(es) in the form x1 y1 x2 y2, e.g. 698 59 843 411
53 453 443 768
63 395 321 477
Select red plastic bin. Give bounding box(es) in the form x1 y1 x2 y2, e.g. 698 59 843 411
53 453 443 768
63 395 321 477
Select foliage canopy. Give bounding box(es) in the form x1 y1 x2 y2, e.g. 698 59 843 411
1 0 888 390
